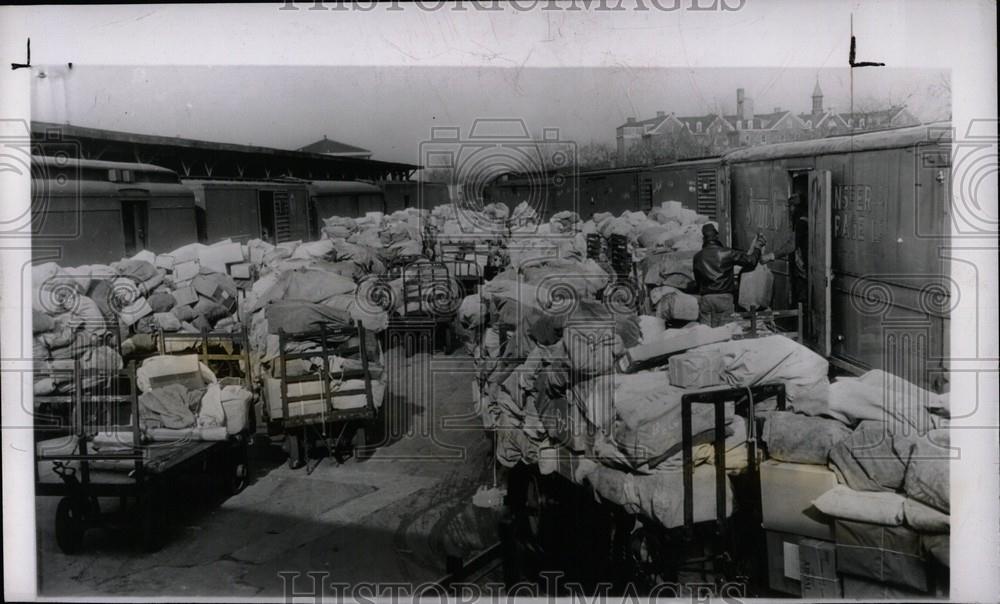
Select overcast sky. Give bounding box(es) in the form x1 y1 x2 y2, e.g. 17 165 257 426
32 65 949 165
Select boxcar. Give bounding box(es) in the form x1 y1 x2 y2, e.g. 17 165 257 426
485 167 630 219
721 123 952 390
382 181 451 214
643 157 723 219
183 179 312 245
308 180 386 238
485 159 723 221
31 157 198 265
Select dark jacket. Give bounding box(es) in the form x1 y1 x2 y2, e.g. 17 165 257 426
693 238 761 295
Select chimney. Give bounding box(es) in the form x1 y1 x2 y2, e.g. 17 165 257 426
626 117 636 124
774 107 781 113
737 88 745 119
656 111 666 118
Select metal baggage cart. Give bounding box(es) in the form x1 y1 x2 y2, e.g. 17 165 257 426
33 357 251 554
396 260 461 352
268 322 381 472
438 241 488 297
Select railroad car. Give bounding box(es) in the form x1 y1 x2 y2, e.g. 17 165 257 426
382 180 451 214
721 122 951 390
183 179 312 245
307 180 386 237
31 157 198 265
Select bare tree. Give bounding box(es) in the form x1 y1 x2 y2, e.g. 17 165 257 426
624 128 703 166
421 167 454 183
575 141 617 169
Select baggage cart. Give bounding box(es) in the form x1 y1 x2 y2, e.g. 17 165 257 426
503 383 788 594
438 241 489 297
34 353 252 554
268 322 382 472
396 260 461 352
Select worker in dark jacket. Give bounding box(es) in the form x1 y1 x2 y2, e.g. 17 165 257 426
693 223 765 325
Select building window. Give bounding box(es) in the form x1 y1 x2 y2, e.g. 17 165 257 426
848 118 853 127
736 120 742 129
761 134 766 143
806 120 812 128
696 122 702 132
859 118 866 128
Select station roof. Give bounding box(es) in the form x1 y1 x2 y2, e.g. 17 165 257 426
31 121 418 180
297 136 372 157
31 155 177 174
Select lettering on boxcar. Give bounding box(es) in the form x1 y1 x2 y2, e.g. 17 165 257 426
833 184 885 242
744 197 785 231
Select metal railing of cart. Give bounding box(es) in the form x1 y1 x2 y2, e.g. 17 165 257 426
438 241 490 297
270 321 379 472
395 260 461 352
33 359 249 555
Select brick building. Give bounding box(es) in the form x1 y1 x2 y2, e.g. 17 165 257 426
616 82 920 164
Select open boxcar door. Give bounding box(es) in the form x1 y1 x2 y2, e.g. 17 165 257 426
716 165 731 246
808 170 832 357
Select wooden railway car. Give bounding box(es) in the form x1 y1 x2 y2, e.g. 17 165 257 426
382 180 451 214
31 157 198 265
307 180 386 237
720 123 952 390
183 179 312 245
643 157 723 219
484 158 723 221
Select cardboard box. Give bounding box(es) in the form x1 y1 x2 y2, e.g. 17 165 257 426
834 519 929 592
668 350 724 388
841 574 930 599
228 262 252 280
141 354 210 392
192 275 222 300
173 259 201 283
265 376 326 418
155 254 176 271
760 459 837 540
799 538 841 598
171 285 199 307
198 241 245 274
765 530 803 595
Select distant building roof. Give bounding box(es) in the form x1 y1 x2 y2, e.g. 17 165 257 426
616 115 668 130
297 135 372 158
837 105 909 122
722 110 791 130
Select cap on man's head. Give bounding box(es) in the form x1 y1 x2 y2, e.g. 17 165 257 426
702 223 719 239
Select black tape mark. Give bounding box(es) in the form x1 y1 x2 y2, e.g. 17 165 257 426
849 35 885 68
11 38 30 71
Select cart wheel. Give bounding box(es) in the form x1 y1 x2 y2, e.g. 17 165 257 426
229 456 249 495
352 424 374 462
287 433 305 470
55 497 86 555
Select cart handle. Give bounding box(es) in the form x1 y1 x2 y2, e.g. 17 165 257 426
680 383 786 537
